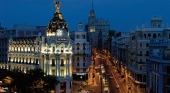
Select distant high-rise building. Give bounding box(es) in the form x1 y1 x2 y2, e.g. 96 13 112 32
87 3 110 50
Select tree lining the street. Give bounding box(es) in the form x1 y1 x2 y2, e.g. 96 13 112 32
0 68 59 93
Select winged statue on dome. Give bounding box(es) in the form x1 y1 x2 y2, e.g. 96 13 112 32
52 0 62 13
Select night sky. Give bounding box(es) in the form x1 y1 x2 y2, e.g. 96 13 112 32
0 0 170 32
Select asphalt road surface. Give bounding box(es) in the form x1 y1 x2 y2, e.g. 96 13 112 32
103 54 127 93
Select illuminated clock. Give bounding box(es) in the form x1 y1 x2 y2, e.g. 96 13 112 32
56 29 62 36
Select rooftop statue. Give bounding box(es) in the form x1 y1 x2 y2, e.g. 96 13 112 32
46 0 69 35
53 0 62 13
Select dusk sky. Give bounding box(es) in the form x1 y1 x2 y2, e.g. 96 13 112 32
0 0 170 32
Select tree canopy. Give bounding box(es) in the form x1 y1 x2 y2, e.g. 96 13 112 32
0 68 59 93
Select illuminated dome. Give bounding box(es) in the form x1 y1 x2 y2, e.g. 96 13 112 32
46 1 69 35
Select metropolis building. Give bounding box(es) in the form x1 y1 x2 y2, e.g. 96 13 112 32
7 2 72 93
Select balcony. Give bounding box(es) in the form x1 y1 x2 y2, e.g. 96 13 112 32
137 54 143 56
136 61 145 64
149 38 167 47
145 54 149 56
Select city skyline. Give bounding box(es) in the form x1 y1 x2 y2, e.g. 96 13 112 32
0 0 170 32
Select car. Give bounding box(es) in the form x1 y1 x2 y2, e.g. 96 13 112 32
106 73 112 76
106 73 110 75
116 85 120 89
109 75 113 79
104 81 109 86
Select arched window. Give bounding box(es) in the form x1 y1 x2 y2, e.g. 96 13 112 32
61 59 64 66
148 33 151 38
144 34 146 38
76 43 80 46
153 33 156 38
61 47 63 52
132 36 135 40
77 43 80 50
53 46 55 52
158 33 161 37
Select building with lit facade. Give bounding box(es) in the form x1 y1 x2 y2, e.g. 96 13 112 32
7 2 72 93
0 24 46 71
87 4 110 50
71 23 91 80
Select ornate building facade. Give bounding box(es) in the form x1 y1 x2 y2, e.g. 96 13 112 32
7 2 72 93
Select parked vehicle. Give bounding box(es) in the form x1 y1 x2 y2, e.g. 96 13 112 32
116 85 120 89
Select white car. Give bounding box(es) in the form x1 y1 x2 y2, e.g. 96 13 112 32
116 85 120 89
109 75 113 79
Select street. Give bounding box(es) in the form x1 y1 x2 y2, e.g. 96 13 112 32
71 51 128 93
103 54 127 93
93 52 127 93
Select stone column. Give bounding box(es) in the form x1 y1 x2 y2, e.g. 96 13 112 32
40 57 44 70
67 59 69 76
55 83 60 93
57 58 60 77
44 56 46 74
48 59 51 75
69 58 72 77
56 59 59 77
46 54 50 75
66 59 69 76
66 80 70 93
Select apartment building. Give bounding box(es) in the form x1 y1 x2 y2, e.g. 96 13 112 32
72 23 91 80
146 27 170 93
127 16 170 93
